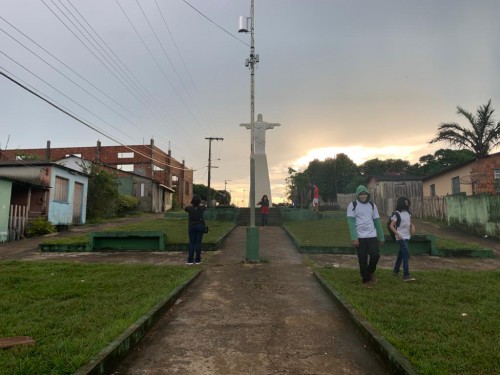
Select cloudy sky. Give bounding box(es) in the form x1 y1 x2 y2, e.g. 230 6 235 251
1 0 500 205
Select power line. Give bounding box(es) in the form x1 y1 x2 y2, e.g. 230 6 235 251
0 68 194 171
180 0 250 47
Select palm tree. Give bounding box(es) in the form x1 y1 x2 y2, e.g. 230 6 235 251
430 100 500 158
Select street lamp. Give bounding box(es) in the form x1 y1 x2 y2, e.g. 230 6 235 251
239 0 260 261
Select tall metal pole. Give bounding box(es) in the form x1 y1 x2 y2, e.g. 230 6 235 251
240 0 259 262
249 0 256 227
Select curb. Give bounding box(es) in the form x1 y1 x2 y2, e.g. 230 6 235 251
74 269 202 375
313 271 418 375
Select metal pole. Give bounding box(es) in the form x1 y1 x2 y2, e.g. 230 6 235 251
249 0 256 227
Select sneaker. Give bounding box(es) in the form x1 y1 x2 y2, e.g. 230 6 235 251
370 273 377 284
195 261 202 265
362 281 373 289
403 277 416 282
186 262 194 265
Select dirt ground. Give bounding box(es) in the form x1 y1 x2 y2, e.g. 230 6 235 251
1 214 498 374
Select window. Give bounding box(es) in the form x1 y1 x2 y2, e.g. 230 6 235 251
117 164 134 172
54 176 69 202
118 152 134 158
494 169 500 192
140 183 145 197
451 176 460 194
430 184 436 197
65 153 82 158
153 165 164 171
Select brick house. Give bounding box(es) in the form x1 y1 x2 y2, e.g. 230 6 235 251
0 139 193 208
422 152 500 197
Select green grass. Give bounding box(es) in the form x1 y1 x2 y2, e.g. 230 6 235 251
317 267 500 374
284 219 486 250
41 218 235 246
0 261 198 375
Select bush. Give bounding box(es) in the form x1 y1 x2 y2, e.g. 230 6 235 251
115 195 140 216
26 218 56 237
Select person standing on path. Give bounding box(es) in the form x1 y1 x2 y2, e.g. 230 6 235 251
389 197 416 282
184 194 205 265
347 185 385 288
312 184 320 212
257 194 270 227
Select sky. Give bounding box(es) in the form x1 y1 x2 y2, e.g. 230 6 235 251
1 0 500 206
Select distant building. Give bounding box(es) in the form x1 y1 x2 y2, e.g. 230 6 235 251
0 139 193 208
422 152 500 197
0 160 89 228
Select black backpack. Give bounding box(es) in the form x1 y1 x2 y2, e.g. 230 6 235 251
351 200 374 211
387 211 401 241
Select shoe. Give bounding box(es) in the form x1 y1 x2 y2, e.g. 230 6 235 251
403 277 416 282
370 273 377 284
195 261 202 265
362 281 373 289
186 262 194 265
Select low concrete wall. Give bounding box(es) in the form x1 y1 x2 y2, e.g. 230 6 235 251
280 208 322 221
90 231 165 251
446 194 500 239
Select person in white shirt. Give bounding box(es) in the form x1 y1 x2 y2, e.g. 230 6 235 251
346 185 385 288
389 197 416 281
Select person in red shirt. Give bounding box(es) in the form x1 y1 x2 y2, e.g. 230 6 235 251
312 184 320 212
257 195 270 227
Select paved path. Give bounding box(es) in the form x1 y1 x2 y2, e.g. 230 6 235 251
113 226 388 374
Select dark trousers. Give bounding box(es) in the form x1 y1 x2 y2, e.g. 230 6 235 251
261 213 268 226
356 237 380 283
188 223 204 263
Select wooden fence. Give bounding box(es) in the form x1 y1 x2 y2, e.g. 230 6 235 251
8 205 28 242
337 194 447 221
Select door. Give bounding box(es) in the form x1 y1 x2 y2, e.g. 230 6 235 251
72 182 83 224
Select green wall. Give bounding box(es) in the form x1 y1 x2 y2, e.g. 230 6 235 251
446 194 500 239
0 179 12 243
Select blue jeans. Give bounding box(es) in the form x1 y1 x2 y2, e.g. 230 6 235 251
394 239 410 277
188 223 204 263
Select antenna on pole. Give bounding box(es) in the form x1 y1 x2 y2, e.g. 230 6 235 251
205 137 223 207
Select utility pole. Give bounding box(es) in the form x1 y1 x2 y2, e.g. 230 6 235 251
239 0 260 261
205 137 223 207
224 179 231 205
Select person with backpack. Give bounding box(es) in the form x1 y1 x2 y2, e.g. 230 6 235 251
184 194 206 265
389 197 416 282
346 185 385 288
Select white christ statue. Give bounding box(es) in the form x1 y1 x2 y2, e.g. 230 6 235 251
239 114 281 205
239 113 281 155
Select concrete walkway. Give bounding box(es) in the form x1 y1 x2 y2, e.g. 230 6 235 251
113 226 388 375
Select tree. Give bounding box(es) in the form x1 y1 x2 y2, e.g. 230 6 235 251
86 164 120 220
430 100 500 158
358 158 412 176
417 148 475 176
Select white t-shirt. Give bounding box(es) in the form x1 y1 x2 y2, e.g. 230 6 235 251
347 201 380 238
392 210 411 240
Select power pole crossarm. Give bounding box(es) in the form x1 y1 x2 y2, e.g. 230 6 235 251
205 137 224 207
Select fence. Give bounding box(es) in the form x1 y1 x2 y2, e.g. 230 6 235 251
422 196 447 220
8 205 28 242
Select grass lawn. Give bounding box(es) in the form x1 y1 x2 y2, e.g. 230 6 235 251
317 267 500 375
284 218 486 250
0 261 198 375
41 218 235 246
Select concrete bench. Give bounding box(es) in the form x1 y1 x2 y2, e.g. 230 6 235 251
89 231 165 251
